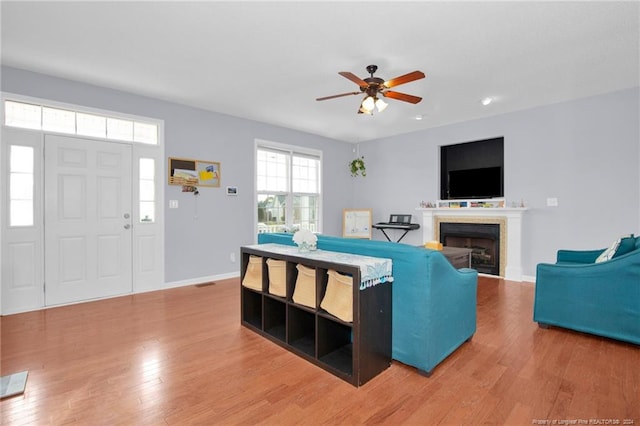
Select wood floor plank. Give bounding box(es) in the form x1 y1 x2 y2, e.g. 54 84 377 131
1 276 639 425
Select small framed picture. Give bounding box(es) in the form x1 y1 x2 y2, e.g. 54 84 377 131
226 186 238 196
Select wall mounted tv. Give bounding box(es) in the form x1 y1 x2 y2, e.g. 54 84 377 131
440 137 504 200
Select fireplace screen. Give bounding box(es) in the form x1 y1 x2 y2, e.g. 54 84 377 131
440 222 500 275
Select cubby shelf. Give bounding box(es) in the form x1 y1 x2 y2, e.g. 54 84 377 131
240 245 392 387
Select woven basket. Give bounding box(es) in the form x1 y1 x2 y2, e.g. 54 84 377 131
266 258 286 297
320 270 353 322
293 264 316 308
242 255 263 291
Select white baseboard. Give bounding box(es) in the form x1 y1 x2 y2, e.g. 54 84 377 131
164 271 240 289
2 271 242 316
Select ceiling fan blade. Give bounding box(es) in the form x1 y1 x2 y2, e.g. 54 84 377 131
339 71 369 88
382 90 423 104
316 92 361 101
383 71 425 88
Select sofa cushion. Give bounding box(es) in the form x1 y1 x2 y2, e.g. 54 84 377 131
614 235 636 258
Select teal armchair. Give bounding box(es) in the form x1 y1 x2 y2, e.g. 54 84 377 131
533 236 640 345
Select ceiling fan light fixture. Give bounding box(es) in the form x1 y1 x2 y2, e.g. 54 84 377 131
375 97 388 112
362 95 375 112
359 98 373 115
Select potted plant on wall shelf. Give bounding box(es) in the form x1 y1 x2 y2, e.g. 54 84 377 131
350 156 366 177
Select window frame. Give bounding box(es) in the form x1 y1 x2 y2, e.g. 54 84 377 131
255 139 322 236
3 97 159 145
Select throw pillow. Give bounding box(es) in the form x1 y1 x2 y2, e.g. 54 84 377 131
614 234 636 258
595 239 621 263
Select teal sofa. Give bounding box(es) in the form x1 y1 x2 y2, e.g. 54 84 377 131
257 233 478 375
533 235 640 345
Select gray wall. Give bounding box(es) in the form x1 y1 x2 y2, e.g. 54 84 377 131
355 87 640 277
2 66 639 282
1 66 354 283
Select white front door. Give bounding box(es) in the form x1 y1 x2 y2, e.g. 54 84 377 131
44 135 133 305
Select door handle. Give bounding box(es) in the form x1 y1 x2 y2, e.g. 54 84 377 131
124 224 131 230
124 213 130 219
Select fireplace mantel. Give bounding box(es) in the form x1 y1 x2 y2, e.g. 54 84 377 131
417 207 527 281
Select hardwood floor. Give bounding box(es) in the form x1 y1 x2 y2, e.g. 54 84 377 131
1 276 638 425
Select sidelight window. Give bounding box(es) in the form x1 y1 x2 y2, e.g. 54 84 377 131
139 158 155 223
9 145 34 227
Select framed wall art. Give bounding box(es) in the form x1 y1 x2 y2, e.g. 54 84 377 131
168 157 221 187
196 160 221 187
342 208 372 239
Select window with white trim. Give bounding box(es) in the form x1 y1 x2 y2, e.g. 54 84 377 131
4 100 158 145
256 143 321 234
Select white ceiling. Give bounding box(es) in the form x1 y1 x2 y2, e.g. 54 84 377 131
2 1 638 143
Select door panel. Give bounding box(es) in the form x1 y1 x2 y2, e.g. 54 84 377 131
60 174 85 219
45 135 132 305
97 176 120 218
7 242 37 288
97 235 120 277
138 235 157 273
59 237 86 282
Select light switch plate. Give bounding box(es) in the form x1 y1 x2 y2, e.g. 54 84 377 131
546 197 558 207
169 200 179 209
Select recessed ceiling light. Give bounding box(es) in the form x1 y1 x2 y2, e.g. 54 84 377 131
415 114 424 120
480 97 493 106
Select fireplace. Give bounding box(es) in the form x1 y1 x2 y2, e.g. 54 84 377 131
440 222 500 275
420 208 526 281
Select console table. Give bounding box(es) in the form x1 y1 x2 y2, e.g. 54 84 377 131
240 243 392 387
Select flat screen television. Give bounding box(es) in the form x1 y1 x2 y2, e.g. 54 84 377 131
447 166 502 199
440 137 504 199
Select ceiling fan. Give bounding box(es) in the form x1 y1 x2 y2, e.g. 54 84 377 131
316 65 425 114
